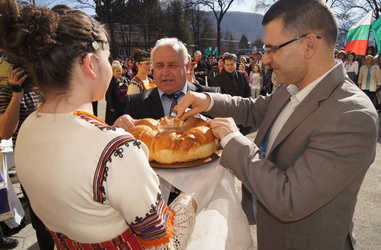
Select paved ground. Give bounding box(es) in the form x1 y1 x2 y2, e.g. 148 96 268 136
7 98 381 250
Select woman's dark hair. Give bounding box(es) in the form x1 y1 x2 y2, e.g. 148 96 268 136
347 51 356 59
133 49 150 64
0 0 108 95
367 46 375 56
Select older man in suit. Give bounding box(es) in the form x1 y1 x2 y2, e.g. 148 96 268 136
114 38 219 129
176 0 379 249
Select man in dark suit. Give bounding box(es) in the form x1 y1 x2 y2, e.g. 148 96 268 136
212 52 252 134
176 0 379 249
113 38 219 204
212 53 251 98
114 37 219 128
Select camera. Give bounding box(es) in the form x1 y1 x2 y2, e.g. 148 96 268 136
12 63 33 90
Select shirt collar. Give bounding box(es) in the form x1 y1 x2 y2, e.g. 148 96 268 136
286 61 340 106
158 83 188 98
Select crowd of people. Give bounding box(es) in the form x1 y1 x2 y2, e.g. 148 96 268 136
0 0 380 249
333 47 381 110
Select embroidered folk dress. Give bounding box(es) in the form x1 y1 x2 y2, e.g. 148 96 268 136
127 76 156 95
15 111 194 249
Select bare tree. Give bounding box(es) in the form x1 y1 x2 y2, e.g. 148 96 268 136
255 0 381 48
191 0 237 55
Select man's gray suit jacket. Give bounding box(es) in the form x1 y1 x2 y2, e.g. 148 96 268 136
205 63 379 250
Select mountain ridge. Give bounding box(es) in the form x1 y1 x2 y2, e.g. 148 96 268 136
206 11 264 43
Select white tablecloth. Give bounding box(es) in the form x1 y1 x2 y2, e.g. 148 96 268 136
154 158 254 250
0 139 25 228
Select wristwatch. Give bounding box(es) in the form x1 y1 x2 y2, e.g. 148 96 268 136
7 82 23 92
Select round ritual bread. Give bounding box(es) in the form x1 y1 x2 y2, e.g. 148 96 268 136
129 116 219 164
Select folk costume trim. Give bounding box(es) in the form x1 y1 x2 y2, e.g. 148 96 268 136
93 135 139 203
49 228 143 250
131 197 175 248
73 110 109 130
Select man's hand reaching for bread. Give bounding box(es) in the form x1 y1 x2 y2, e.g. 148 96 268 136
176 91 211 120
206 117 239 140
113 114 137 131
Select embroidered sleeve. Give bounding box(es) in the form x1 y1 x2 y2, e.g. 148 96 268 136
99 135 179 248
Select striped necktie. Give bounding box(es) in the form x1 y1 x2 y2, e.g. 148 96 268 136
164 93 182 116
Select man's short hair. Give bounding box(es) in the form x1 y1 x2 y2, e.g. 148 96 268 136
151 38 189 65
223 53 237 62
262 0 337 48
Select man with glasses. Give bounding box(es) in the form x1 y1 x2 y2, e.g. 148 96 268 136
176 0 379 249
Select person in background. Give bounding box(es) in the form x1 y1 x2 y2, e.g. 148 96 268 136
207 55 224 86
333 48 339 59
358 55 381 109
343 51 359 84
376 55 381 66
254 52 263 70
0 51 54 249
206 54 216 73
238 62 250 83
176 0 379 249
1 2 197 249
262 63 273 95
212 53 251 98
337 50 347 63
127 49 156 95
366 46 376 56
239 56 250 75
105 62 129 125
193 50 207 85
249 64 262 98
212 52 252 135
121 64 130 79
186 60 199 84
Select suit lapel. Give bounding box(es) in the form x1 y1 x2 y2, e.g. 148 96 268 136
255 86 290 146
267 63 346 156
145 88 165 118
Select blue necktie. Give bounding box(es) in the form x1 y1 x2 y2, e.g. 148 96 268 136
259 130 270 157
252 129 270 219
164 93 182 115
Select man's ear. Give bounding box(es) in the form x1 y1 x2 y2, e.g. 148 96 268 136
185 60 191 72
305 35 319 59
82 53 97 80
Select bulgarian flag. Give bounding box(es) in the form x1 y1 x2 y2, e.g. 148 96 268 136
345 10 373 55
371 18 381 56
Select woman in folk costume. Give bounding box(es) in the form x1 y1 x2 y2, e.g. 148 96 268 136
128 49 156 95
0 1 196 249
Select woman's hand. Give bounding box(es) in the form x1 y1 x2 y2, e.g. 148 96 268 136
8 67 27 87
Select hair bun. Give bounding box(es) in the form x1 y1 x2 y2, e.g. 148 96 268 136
0 2 59 63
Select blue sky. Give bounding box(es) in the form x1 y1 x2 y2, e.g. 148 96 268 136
46 0 259 16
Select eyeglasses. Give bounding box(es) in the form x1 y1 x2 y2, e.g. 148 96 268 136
263 34 321 56
139 60 152 65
